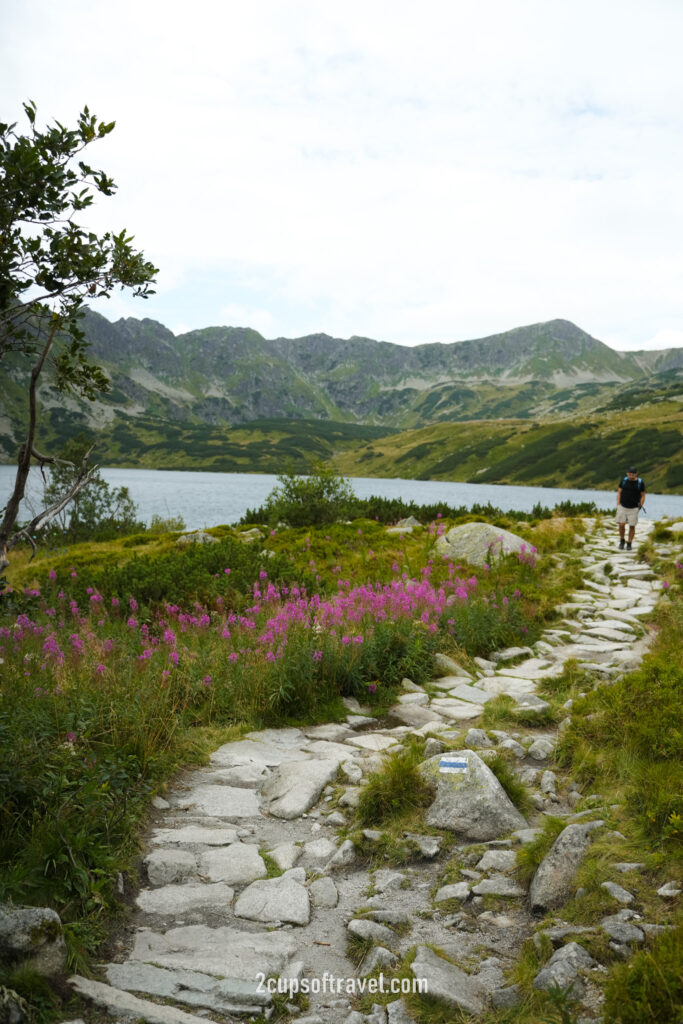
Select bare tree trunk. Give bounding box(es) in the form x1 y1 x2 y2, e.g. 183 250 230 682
0 320 58 572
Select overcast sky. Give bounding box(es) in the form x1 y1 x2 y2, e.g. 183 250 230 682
3 0 683 351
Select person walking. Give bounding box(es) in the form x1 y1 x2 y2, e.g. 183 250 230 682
616 466 645 550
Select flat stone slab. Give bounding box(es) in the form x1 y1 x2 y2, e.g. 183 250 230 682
206 764 270 788
210 738 309 769
429 698 484 721
482 676 537 695
105 961 269 1013
130 925 298 979
234 871 310 925
198 844 267 884
136 883 234 916
145 850 197 887
302 739 362 761
303 724 352 742
388 704 445 728
447 683 493 705
397 692 430 705
262 758 340 819
345 734 399 752
476 850 517 872
150 827 239 846
70 976 228 1024
171 785 260 819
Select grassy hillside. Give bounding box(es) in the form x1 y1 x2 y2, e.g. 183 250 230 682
333 401 683 493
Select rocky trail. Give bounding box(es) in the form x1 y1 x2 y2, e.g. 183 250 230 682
62 517 679 1024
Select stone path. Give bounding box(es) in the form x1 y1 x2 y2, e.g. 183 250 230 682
71 515 679 1024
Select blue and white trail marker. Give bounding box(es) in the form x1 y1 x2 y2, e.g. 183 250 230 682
439 756 469 774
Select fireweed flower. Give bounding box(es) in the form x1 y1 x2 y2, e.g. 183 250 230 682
367 683 377 693
169 651 179 665
129 597 138 611
203 675 212 686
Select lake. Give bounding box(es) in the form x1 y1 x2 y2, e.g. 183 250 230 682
2 466 683 530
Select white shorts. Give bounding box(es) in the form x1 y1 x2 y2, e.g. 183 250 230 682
616 506 639 527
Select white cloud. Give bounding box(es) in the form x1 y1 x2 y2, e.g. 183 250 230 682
3 0 683 350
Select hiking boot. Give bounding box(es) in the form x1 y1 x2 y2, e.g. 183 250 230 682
619 539 625 549
626 542 632 550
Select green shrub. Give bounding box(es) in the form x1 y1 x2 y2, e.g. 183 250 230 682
252 465 355 527
486 752 533 814
357 741 435 826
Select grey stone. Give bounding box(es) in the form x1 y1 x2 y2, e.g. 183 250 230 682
532 942 594 998
136 883 234 916
150 826 238 846
268 842 302 871
198 844 266 884
614 862 645 873
471 874 524 897
429 698 484 721
397 692 429 705
601 881 634 905
541 771 558 794
465 728 490 748
105 961 269 1013
491 984 521 1009
340 761 363 784
511 693 552 714
527 737 556 761
325 811 346 827
600 916 644 944
347 919 395 946
0 905 67 976
498 737 526 758
345 733 399 752
385 998 415 1024
420 750 527 840
234 872 310 925
658 881 682 897
129 924 297 979
304 724 353 742
389 704 444 728
207 759 270 787
434 882 471 903
403 833 442 858
302 838 337 865
435 523 538 569
172 784 260 818
262 759 340 819
410 946 484 1014
512 827 542 845
529 821 605 912
448 683 493 704
309 877 338 908
326 839 357 870
424 738 445 757
176 531 218 546
144 849 197 887
69 976 229 1024
434 653 471 676
363 947 398 975
476 849 517 872
374 870 406 893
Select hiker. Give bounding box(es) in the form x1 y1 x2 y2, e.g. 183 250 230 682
616 466 645 550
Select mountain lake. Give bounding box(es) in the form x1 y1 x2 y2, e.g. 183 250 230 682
2 466 683 531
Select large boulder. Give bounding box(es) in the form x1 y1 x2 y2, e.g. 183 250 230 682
0 905 67 976
419 751 527 839
529 821 604 913
434 522 537 568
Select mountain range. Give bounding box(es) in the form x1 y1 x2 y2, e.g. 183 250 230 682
1 311 682 490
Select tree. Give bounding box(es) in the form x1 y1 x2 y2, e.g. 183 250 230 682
41 436 143 541
259 464 355 527
0 101 157 572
